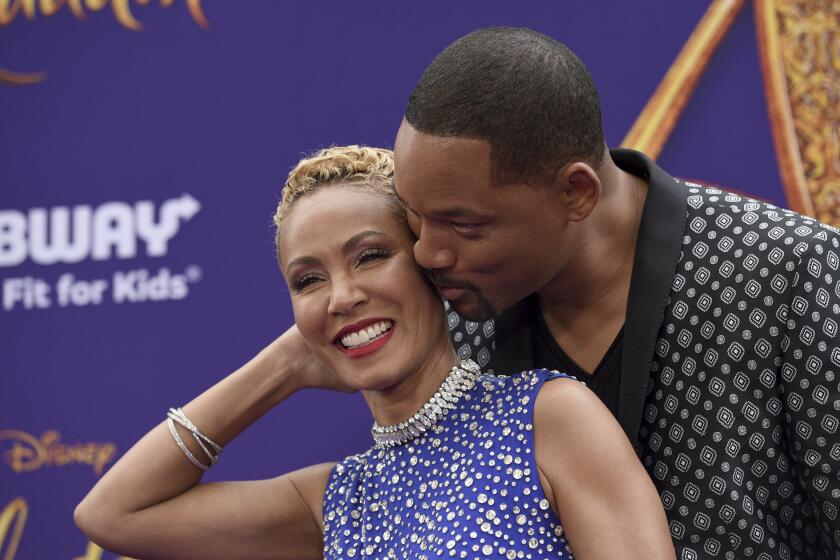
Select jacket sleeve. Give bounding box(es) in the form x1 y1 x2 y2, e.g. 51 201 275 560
778 226 840 554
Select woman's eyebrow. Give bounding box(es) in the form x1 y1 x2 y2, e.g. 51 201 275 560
285 255 319 275
342 230 385 254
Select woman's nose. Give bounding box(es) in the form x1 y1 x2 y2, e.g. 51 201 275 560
327 275 367 315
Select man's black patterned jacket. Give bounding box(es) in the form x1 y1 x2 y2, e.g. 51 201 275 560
447 149 840 560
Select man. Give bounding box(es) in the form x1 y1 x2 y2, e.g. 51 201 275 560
393 27 839 560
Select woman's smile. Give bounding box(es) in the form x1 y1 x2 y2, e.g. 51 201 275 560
333 318 396 358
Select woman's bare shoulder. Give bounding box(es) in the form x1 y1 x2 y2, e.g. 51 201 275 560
533 376 628 458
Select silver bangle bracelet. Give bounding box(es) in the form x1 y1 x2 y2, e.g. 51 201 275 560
167 408 222 465
167 407 223 453
165 407 223 470
167 416 210 471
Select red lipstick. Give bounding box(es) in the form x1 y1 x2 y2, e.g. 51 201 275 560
333 318 392 342
333 318 396 359
339 327 395 358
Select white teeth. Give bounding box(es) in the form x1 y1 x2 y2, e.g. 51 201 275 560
340 320 393 349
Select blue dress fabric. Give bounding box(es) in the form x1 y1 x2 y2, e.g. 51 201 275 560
322 368 575 559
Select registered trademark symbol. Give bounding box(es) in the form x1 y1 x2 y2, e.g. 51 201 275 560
185 265 202 282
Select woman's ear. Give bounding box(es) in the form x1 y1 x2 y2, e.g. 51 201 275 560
555 162 602 222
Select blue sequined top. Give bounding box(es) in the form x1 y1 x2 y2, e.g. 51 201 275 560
322 369 575 559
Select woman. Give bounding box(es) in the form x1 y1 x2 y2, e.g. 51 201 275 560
75 146 674 559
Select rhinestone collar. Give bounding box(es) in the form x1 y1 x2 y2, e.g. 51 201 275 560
371 359 481 449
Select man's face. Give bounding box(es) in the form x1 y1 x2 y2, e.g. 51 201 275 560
393 120 572 320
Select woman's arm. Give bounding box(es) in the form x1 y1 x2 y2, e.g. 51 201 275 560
74 326 348 560
534 378 675 559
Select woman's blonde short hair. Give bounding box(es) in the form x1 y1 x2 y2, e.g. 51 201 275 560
273 146 404 252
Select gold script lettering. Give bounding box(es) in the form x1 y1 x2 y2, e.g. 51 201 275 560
0 498 27 560
0 430 116 476
0 0 208 30
0 0 34 25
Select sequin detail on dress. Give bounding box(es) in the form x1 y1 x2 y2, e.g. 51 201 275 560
322 368 575 559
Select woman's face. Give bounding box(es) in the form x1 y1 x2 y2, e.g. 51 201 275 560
279 186 451 391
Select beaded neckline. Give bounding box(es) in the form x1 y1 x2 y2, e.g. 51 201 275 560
370 359 481 449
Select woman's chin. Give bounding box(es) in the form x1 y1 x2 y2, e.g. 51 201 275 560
330 342 407 391
343 367 405 393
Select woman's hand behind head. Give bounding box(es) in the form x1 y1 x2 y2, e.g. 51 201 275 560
269 324 357 394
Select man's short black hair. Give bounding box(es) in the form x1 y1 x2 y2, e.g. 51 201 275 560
405 27 606 185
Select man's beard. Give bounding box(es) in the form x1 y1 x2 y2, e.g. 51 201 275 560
425 271 497 321
451 290 497 321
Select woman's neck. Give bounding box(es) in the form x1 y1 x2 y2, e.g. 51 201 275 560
362 337 459 426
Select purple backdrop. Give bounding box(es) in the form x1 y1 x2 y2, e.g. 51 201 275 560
1 1 783 556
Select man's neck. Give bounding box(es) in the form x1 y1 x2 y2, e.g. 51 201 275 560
536 159 648 371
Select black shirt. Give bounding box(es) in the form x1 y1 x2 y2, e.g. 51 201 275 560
530 296 624 420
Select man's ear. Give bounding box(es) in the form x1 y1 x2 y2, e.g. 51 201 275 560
555 162 601 222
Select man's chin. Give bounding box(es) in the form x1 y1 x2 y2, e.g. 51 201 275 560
447 293 497 321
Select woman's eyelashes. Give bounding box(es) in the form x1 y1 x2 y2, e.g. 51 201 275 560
356 247 390 266
291 248 392 292
291 272 324 292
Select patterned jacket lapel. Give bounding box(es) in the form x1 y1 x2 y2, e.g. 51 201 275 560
614 149 689 442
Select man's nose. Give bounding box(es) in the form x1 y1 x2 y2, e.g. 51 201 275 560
328 275 367 315
413 231 456 271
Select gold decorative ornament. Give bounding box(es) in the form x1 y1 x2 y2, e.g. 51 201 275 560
622 0 746 160
756 0 840 225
